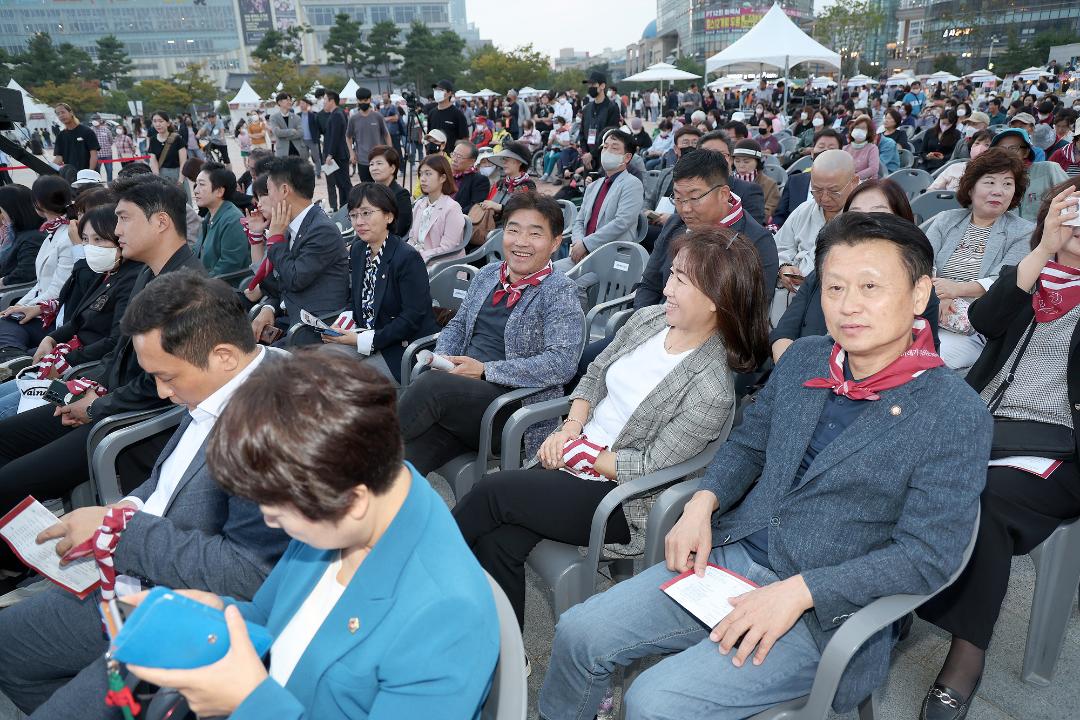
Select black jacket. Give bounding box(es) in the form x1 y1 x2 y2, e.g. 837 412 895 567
0 229 45 286
390 182 413 238
49 259 144 366
773 172 811 228
452 172 490 216
261 204 349 323
89 245 206 416
56 260 99 320
322 108 350 165
966 264 1080 458
348 234 440 381
770 270 940 350
578 98 621 156
635 210 779 308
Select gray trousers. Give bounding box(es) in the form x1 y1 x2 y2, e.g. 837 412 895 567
305 139 322 176
0 586 114 719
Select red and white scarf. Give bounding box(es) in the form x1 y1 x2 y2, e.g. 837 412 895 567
492 261 552 309
502 171 531 193
241 215 274 292
803 318 944 401
1034 260 1080 322
39 217 68 236
62 506 138 601
35 336 83 377
734 171 757 184
66 376 107 398
562 435 606 479
717 192 745 227
37 299 59 328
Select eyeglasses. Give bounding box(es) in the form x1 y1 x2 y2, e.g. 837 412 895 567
997 144 1027 155
672 184 724 207
809 178 855 200
348 209 381 222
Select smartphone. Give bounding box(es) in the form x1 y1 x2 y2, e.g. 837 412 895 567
1062 196 1080 227
8 312 24 322
317 327 343 337
42 379 71 406
782 272 803 279
258 324 284 345
646 210 660 221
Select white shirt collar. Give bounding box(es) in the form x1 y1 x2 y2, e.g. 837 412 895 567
288 202 316 238
190 346 269 424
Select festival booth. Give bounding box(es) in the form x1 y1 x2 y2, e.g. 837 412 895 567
227 81 261 127
704 3 840 114
6 79 56 133
340 79 360 104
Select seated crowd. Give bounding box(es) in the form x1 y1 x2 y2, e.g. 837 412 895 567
0 88 1074 720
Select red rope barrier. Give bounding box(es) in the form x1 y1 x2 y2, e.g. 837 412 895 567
0 155 152 172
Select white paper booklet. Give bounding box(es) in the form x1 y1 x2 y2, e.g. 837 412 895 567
661 563 758 629
0 496 99 598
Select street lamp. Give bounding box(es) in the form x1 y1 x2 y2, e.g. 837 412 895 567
987 35 999 70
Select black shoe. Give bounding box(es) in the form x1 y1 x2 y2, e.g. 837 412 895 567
920 678 980 720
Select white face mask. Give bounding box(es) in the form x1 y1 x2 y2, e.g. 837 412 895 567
957 107 967 117
812 117 824 127
607 89 615 100
800 113 808 121
433 90 446 103
479 165 496 177
600 151 624 173
850 128 868 143
83 244 119 274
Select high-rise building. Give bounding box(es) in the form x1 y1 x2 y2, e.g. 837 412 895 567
654 0 815 61
0 0 480 88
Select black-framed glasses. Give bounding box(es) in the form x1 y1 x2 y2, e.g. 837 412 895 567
672 184 724 207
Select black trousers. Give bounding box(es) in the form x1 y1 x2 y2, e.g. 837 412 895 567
398 369 507 475
356 163 374 183
452 468 631 628
918 460 1080 649
0 403 171 570
325 165 353 211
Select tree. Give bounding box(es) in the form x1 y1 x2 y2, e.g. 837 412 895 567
364 21 403 93
671 56 704 92
10 33 64 87
549 68 585 96
400 22 465 94
30 80 102 116
932 54 960 77
465 45 552 95
132 63 219 115
251 25 311 64
324 13 365 78
56 43 97 82
95 35 134 89
250 57 321 101
813 0 886 77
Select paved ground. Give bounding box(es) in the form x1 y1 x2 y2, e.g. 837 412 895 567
429 473 1080 720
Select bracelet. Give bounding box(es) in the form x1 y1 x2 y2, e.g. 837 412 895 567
562 417 585 436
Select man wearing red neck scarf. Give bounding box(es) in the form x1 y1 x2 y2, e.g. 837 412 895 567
540 212 993 720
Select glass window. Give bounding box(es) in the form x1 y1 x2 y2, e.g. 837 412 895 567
370 5 391 23
393 5 416 23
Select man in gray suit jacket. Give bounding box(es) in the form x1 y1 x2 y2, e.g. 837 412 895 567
0 272 290 719
269 93 309 161
557 129 644 270
540 213 993 719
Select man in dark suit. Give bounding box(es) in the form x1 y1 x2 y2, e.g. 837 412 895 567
0 175 206 524
773 129 843 228
0 271 290 719
542 213 992 719
298 95 322 177
250 156 349 345
320 90 353 211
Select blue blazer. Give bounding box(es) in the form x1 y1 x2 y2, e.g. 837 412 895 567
700 336 992 711
348 234 439 381
231 465 499 720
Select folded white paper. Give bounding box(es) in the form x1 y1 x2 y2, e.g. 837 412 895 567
661 563 758 629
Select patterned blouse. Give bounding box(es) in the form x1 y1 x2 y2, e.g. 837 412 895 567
360 243 383 330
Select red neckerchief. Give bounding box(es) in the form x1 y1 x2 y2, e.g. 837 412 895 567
40 217 68 235
492 261 552 309
803 318 944 400
454 166 477 180
1034 260 1080 322
717 192 744 227
734 171 757 183
502 172 531 193
62 506 138 601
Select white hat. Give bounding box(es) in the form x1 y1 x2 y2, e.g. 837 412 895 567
730 111 745 122
424 129 447 145
71 169 102 188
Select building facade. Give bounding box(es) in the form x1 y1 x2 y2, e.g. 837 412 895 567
655 0 815 61
0 0 478 87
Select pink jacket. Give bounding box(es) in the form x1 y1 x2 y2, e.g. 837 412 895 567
408 194 467 264
845 142 880 181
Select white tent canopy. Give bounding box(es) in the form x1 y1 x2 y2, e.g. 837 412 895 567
885 73 916 86
6 79 56 131
1018 66 1053 81
474 88 498 98
517 86 548 97
966 69 1001 84
622 62 701 83
454 89 473 99
705 4 840 75
926 70 960 83
811 76 837 89
707 74 746 90
227 81 261 125
846 74 873 87
340 78 360 103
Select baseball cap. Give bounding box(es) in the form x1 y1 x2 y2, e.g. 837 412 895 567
1010 112 1036 126
71 169 103 188
424 129 447 145
432 79 454 93
964 111 990 126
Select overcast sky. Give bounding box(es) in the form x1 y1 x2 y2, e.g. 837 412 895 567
465 0 836 59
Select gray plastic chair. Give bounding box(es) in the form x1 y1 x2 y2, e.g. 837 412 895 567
565 241 649 330
500 400 735 620
786 155 813 175
429 263 478 313
762 163 787 190
885 168 933 199
634 487 981 720
911 191 962 224
460 228 505 267
327 205 356 243
558 199 577 240
81 406 186 507
1022 515 1080 686
642 169 665 210
930 158 964 180
0 282 34 310
899 148 915 169
426 216 474 276
779 136 799 156
634 213 649 243
764 154 783 170
481 571 528 720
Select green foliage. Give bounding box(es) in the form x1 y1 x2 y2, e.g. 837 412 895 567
132 63 220 115
466 45 553 94
813 0 886 76
400 22 465 94
932 54 960 77
324 13 365 78
95 35 134 89
250 57 321 101
363 21 403 93
995 29 1078 73
549 68 586 96
670 56 704 91
251 26 311 64
28 80 102 116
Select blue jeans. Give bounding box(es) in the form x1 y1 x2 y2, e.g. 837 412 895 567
539 542 821 720
0 380 19 420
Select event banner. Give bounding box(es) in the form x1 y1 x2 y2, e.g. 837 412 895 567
704 7 768 34
239 0 272 45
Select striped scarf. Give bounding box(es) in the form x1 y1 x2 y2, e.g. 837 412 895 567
35 336 83 377
502 172 531 193
1034 260 1080 322
39 217 68 235
718 192 745 227
734 171 757 184
62 506 138 601
492 261 552 308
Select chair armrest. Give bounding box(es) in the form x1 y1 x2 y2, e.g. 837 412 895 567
399 332 440 389
643 478 700 568
285 308 345 344
585 293 635 339
0 283 34 310
87 406 185 505
475 386 547 475
63 360 102 380
499 396 574 471
212 269 253 285
247 299 273 321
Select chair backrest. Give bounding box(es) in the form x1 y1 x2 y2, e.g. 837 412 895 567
761 163 787 189
426 216 474 276
885 168 932 198
480 572 528 720
910 190 962 224
634 212 649 243
929 157 964 179
779 136 799 155
429 264 478 312
763 153 783 169
786 154 813 175
566 240 650 309
899 147 914 168
327 205 355 242
642 169 665 210
557 199 577 238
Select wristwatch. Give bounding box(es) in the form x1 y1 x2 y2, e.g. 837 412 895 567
84 399 97 422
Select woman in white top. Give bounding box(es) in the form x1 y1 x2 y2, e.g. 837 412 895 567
407 154 466 265
453 227 771 628
920 148 1035 369
0 176 74 355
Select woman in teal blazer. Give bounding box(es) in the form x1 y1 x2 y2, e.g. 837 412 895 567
128 349 499 720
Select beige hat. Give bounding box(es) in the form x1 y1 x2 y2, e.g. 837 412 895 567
964 111 990 126
1011 112 1036 126
423 129 447 145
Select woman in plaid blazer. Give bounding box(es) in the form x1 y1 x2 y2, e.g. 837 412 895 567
453 227 771 628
